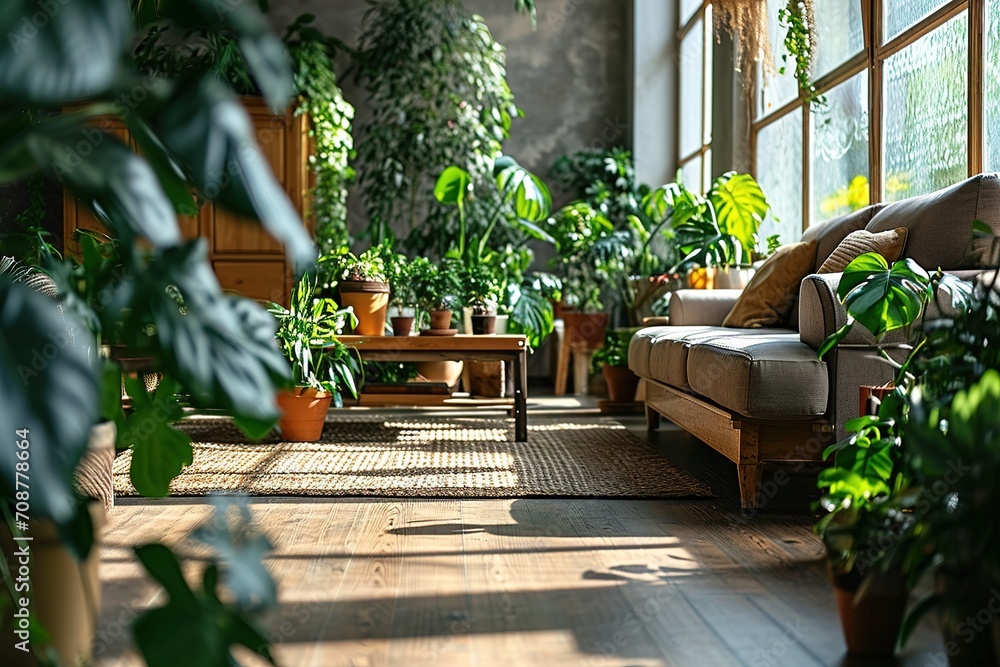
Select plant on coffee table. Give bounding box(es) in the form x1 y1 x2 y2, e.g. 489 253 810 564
319 245 391 336
410 257 461 331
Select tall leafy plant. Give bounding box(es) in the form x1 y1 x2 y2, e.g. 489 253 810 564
355 0 518 247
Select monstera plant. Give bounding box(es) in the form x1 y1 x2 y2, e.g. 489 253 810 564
1 0 308 663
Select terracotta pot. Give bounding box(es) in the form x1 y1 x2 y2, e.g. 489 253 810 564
429 309 453 330
829 566 907 657
391 315 414 336
935 569 1000 667
277 387 333 441
563 312 608 348
471 314 497 335
602 365 640 402
553 300 565 320
338 281 390 336
414 360 464 388
0 423 115 666
859 385 894 417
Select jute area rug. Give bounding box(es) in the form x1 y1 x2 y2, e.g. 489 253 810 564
113 415 712 499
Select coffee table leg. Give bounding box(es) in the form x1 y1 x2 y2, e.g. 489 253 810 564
514 350 528 442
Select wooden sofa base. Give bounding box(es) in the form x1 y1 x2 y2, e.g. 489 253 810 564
644 380 831 509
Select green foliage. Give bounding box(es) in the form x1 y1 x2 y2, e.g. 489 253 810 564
285 15 356 254
268 275 361 405
119 376 193 498
547 201 615 312
642 171 770 271
591 329 635 371
817 253 973 359
385 250 419 310
410 256 461 312
355 0 518 246
132 495 277 667
550 147 645 227
319 245 390 284
461 263 502 310
777 0 825 107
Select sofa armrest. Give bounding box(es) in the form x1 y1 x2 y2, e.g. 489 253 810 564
668 289 743 326
798 271 985 351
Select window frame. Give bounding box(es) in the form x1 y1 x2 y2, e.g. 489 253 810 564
749 0 988 234
677 2 713 193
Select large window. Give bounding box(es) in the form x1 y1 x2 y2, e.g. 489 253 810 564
751 0 995 238
677 3 713 193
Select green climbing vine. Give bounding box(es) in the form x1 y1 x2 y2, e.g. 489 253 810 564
778 0 825 107
285 16 356 253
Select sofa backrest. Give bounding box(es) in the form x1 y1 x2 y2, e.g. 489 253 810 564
865 173 1000 270
801 204 886 272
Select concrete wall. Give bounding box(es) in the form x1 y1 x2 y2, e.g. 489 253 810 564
266 0 631 234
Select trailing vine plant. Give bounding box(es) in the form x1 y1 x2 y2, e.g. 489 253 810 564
778 0 824 106
285 15 356 253
355 0 518 249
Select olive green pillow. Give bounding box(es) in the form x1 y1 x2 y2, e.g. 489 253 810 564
817 227 908 274
723 240 819 329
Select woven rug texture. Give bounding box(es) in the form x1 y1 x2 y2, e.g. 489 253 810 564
113 416 711 499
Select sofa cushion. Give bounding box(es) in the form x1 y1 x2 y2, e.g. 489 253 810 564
646 326 796 389
629 327 673 377
817 227 908 273
802 204 886 272
687 334 829 419
866 173 1000 270
723 240 818 328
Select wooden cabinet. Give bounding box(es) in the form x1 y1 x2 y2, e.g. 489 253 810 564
62 98 311 306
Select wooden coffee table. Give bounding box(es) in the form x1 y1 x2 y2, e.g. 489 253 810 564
336 334 529 442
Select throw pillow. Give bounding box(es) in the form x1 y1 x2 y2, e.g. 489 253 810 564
817 227 908 274
722 240 819 329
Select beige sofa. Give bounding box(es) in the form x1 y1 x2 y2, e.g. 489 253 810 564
630 173 1000 508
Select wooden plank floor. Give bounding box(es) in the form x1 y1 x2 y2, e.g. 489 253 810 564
92 407 946 667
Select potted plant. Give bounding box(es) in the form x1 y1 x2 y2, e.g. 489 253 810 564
386 250 418 336
320 245 391 336
268 274 361 441
644 172 771 287
591 329 640 402
462 263 502 335
411 257 461 333
814 251 978 658
1 0 311 662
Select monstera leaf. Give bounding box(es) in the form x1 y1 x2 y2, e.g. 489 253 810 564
152 77 315 271
0 278 99 524
495 156 552 223
709 172 769 261
0 0 132 106
434 166 471 207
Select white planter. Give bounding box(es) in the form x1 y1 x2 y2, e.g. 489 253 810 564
715 266 755 289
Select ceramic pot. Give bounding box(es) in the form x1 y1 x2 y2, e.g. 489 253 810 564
563 312 608 348
338 281 390 336
471 314 497 335
0 423 115 666
429 309 453 330
414 360 464 388
714 266 754 289
495 315 509 334
859 385 895 417
829 566 907 657
602 365 640 402
391 316 414 336
277 387 333 441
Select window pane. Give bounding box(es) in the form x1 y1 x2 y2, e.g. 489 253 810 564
884 0 950 41
679 17 704 157
814 0 864 78
758 0 799 118
812 72 870 224
680 157 703 194
702 6 714 147
988 0 1000 171
756 112 803 245
883 15 968 202
681 0 702 28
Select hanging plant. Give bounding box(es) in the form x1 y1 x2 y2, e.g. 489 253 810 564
714 0 774 93
285 15 356 253
778 0 825 107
